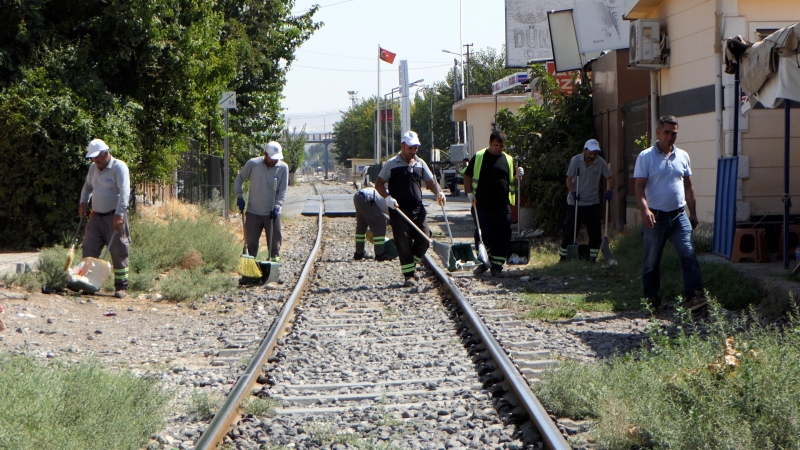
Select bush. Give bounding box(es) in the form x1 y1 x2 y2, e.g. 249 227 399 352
534 304 800 449
3 247 70 292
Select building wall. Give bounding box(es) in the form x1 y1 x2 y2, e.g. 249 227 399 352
453 95 527 153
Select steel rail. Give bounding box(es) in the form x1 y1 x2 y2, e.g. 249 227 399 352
195 206 324 449
424 254 571 450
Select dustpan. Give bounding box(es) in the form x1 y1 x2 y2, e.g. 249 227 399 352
439 202 465 271
66 230 116 294
384 238 399 258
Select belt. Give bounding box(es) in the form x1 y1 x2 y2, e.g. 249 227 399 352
650 207 684 218
93 210 116 217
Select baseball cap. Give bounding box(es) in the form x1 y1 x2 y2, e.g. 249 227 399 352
85 139 110 159
264 141 284 160
401 131 421 147
584 139 601 152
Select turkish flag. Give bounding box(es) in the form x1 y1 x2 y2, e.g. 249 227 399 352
379 47 396 64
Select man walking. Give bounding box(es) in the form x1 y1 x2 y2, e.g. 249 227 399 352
79 138 131 298
634 116 706 311
353 182 395 261
375 131 445 287
235 141 289 262
463 130 525 277
558 139 614 262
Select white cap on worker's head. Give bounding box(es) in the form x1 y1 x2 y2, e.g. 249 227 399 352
401 131 421 147
264 141 284 160
85 138 110 159
584 139 601 152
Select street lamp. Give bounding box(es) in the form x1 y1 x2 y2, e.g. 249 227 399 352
384 79 424 159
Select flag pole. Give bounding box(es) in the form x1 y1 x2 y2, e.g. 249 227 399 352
376 45 381 165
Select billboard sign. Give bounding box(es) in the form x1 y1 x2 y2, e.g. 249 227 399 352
505 0 572 67
492 72 530 95
573 0 629 54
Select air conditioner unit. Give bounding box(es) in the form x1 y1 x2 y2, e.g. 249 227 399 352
629 19 662 64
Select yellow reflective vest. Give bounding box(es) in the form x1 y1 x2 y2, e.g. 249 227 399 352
471 148 515 206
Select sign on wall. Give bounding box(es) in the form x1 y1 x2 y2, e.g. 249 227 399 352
506 0 572 67
573 0 629 54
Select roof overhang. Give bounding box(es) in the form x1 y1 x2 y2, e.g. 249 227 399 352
451 95 528 122
623 0 662 20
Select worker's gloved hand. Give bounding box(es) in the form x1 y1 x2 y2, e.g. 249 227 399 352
437 192 446 206
467 193 476 206
271 206 281 218
571 191 579 201
605 190 612 201
237 197 245 212
516 167 524 178
385 195 399 210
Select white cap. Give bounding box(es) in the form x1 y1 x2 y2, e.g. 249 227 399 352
401 131 421 146
264 141 284 160
85 139 110 159
584 139 601 152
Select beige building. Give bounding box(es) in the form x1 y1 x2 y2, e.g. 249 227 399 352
624 0 800 229
452 94 528 155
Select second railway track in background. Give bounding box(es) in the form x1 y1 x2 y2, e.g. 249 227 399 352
195 178 571 450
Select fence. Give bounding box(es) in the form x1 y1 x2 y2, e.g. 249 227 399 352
175 144 224 205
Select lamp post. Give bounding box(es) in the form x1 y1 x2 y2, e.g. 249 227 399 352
384 79 424 159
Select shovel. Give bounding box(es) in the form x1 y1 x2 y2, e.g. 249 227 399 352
508 158 530 264
566 168 581 261
472 206 491 269
393 208 462 272
600 167 617 266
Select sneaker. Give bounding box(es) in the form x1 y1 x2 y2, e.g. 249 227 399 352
403 276 417 287
490 267 505 278
375 253 396 262
114 290 128 299
473 264 490 276
682 291 708 311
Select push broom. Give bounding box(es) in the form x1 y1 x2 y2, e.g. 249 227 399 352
237 206 262 278
394 208 462 272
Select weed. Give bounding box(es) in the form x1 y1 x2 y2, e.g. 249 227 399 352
240 395 279 417
534 300 800 449
159 267 236 302
188 389 223 421
3 247 69 292
0 353 170 450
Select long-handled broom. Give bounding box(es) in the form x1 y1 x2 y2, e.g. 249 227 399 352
393 208 461 272
64 215 86 271
600 165 618 266
237 207 262 278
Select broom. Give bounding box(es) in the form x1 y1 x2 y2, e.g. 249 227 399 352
64 216 86 271
237 208 262 278
600 165 618 266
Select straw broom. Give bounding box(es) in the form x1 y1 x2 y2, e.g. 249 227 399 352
237 211 262 278
64 216 86 271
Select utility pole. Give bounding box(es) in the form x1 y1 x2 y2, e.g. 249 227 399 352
452 58 460 143
463 43 473 97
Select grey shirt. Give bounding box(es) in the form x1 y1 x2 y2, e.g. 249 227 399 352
80 156 130 215
234 157 289 216
358 187 389 215
633 143 692 212
566 154 612 206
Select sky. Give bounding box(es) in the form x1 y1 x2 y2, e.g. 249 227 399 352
282 0 508 135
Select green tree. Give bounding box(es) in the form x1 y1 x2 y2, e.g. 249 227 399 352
465 46 520 96
496 66 594 236
332 96 381 166
280 126 306 175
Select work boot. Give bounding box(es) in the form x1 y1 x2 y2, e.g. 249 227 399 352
473 264 490 276
645 296 662 310
375 253 396 262
681 291 708 311
114 290 128 299
558 255 567 263
490 267 505 278
403 276 418 287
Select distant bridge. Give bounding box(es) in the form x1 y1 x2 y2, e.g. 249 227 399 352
298 132 335 144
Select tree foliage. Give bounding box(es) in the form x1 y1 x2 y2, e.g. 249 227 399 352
465 46 519 96
332 96 382 166
280 126 306 174
496 66 595 236
0 0 320 248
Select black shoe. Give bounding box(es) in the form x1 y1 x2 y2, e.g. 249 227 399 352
680 291 708 311
403 276 418 287
490 267 505 278
473 265 490 276
353 252 373 260
375 253 396 262
646 296 662 310
558 256 567 263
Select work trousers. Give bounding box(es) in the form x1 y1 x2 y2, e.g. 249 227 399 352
559 203 602 260
353 192 386 256
245 212 282 260
82 211 130 291
473 206 511 269
642 209 703 299
389 205 430 277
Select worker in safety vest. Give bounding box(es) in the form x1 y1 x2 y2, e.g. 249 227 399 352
463 130 524 277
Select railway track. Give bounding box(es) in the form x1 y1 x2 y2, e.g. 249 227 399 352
194 179 571 449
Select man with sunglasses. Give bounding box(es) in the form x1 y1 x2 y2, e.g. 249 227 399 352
79 138 131 298
375 130 445 287
634 115 706 312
